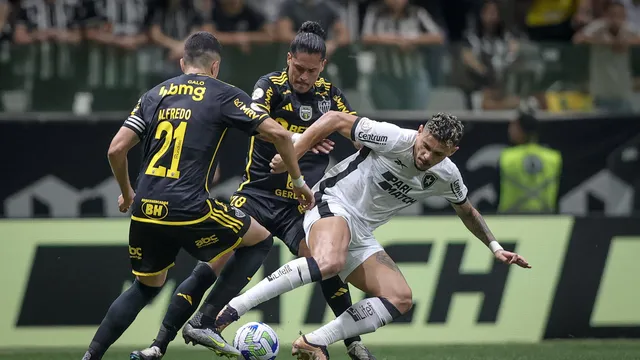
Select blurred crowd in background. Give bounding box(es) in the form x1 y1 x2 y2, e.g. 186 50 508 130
1 0 640 114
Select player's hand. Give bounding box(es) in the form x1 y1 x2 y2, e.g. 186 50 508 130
118 191 135 213
310 139 335 155
269 154 286 174
293 183 315 211
494 250 531 269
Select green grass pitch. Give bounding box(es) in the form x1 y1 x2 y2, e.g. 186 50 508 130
1 341 639 360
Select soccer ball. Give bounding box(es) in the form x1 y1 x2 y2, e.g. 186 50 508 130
233 322 280 360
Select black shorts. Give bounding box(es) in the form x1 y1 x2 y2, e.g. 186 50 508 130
231 191 305 256
128 198 251 276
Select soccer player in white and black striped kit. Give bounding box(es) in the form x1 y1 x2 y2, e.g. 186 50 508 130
207 111 532 359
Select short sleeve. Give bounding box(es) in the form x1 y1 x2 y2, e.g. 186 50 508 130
416 7 441 34
441 168 468 205
247 7 266 31
16 5 31 28
361 4 378 36
330 86 357 115
122 95 150 140
250 77 276 113
582 19 606 36
350 117 412 153
220 86 269 135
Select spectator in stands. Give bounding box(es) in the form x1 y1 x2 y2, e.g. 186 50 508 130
85 0 148 51
83 0 149 111
276 0 349 58
148 0 211 64
12 0 85 111
0 0 9 43
211 0 273 53
362 0 443 110
573 1 640 113
521 0 582 42
460 0 521 110
13 0 82 44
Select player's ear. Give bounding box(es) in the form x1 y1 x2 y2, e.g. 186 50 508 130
449 146 459 157
179 58 184 72
286 52 292 67
417 124 424 133
211 60 220 78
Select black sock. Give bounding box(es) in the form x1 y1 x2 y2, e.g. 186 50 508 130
195 235 274 328
320 275 362 347
151 262 216 354
84 280 161 359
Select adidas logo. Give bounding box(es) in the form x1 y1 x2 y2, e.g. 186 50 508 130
282 103 293 112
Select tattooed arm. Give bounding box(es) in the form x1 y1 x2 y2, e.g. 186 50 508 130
451 199 496 248
451 199 531 268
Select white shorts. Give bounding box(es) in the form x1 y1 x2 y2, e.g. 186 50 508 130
303 196 384 282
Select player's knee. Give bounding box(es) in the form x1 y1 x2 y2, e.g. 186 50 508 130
388 286 413 314
136 272 167 287
315 256 346 279
193 261 217 283
132 279 163 301
255 234 274 250
297 240 311 257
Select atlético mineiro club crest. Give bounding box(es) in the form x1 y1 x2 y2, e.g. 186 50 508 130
300 105 312 121
318 100 331 114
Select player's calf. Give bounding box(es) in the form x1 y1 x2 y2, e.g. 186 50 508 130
83 279 163 359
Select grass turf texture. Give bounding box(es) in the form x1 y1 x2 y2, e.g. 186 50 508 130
1 341 639 360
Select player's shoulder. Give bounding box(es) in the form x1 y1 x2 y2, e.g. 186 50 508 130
263 70 288 86
430 157 463 183
315 76 333 93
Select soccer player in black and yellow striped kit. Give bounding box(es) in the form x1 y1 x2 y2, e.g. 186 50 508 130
131 22 376 360
80 31 314 360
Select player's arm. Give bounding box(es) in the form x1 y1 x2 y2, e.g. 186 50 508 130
220 87 314 208
330 85 360 150
107 127 139 202
294 111 405 157
108 97 147 212
451 199 531 269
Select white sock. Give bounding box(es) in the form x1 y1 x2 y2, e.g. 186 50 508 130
229 257 319 316
305 297 398 346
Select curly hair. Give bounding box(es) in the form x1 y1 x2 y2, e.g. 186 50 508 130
424 112 464 147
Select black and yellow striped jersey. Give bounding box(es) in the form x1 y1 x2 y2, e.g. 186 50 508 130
237 70 356 202
122 73 268 224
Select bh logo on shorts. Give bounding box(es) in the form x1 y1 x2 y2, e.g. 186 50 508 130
141 199 169 220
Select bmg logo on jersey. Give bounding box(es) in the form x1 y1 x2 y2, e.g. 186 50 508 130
129 246 142 260
378 171 417 205
159 81 206 101
141 198 169 220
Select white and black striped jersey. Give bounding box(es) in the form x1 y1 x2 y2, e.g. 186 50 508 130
17 0 83 30
362 3 441 79
88 0 147 35
313 117 468 231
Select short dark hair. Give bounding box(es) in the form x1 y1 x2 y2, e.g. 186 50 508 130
290 21 327 59
183 31 222 69
425 112 464 147
517 112 538 135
